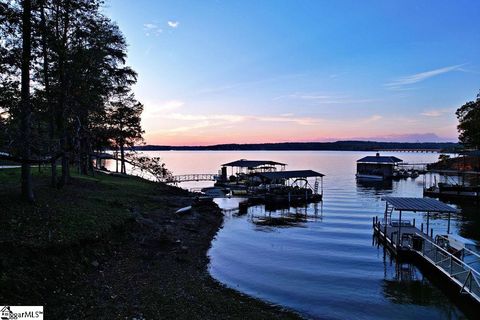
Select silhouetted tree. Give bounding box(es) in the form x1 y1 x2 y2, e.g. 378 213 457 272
456 91 480 150
107 91 144 174
19 0 34 201
0 0 144 197
128 155 172 182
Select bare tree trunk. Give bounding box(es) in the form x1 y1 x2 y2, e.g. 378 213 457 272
60 131 70 185
40 1 57 187
120 144 126 174
20 0 34 202
58 0 70 187
87 143 94 176
115 150 118 172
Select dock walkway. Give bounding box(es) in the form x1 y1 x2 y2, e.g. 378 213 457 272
165 173 217 184
374 220 480 304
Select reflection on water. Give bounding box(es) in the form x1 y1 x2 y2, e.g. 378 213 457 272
106 151 477 319
209 200 469 319
380 252 448 307
357 179 393 192
248 204 323 228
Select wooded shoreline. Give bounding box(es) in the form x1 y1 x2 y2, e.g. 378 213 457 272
134 141 459 152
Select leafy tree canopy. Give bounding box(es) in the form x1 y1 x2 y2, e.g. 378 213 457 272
456 91 480 150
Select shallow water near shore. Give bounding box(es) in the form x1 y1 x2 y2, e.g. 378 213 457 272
108 150 479 319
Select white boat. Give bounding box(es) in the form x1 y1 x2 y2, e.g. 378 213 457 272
443 234 476 251
175 206 192 214
436 234 479 268
201 187 228 197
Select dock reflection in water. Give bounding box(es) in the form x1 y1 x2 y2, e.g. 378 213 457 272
380 252 455 309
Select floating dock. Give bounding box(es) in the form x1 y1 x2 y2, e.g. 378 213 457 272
373 197 480 305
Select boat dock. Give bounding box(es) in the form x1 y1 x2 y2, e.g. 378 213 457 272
373 197 480 305
174 159 325 212
423 169 480 201
213 159 325 208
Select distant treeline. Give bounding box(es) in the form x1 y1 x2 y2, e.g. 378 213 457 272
133 141 460 152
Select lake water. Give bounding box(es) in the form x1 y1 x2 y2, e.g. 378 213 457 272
106 151 479 319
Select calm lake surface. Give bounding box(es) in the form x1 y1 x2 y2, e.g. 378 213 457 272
108 151 479 319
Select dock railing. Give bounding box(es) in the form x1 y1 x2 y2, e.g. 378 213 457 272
165 173 218 184
435 235 480 265
417 235 480 302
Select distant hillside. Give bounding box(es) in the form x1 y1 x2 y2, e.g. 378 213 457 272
134 141 460 152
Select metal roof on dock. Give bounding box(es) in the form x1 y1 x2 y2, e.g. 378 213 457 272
221 159 286 167
357 155 403 163
382 197 457 213
258 170 325 180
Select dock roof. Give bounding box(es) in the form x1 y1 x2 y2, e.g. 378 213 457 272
258 170 325 180
357 155 403 164
221 159 286 167
382 197 457 213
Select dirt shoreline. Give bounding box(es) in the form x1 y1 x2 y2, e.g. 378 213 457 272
81 198 303 319
0 172 302 319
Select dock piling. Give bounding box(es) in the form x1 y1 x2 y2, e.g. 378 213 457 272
447 213 451 234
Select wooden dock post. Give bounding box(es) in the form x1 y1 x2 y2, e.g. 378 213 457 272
430 228 433 238
383 205 388 235
421 223 423 233
398 210 402 245
447 212 451 234
426 212 430 236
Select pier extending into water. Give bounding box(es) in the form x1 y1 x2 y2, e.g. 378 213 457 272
165 173 217 184
375 148 442 153
373 197 480 305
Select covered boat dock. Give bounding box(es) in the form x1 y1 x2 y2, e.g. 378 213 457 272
257 169 324 193
256 170 325 206
221 159 286 173
373 197 480 305
218 159 286 183
356 153 403 180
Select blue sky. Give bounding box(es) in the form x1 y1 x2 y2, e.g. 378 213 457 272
104 0 480 145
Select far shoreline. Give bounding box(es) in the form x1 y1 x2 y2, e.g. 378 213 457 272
131 141 458 153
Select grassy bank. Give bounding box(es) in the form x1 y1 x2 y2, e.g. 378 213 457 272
0 168 301 319
0 168 172 248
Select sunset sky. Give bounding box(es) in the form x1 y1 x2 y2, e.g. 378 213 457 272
105 0 480 146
